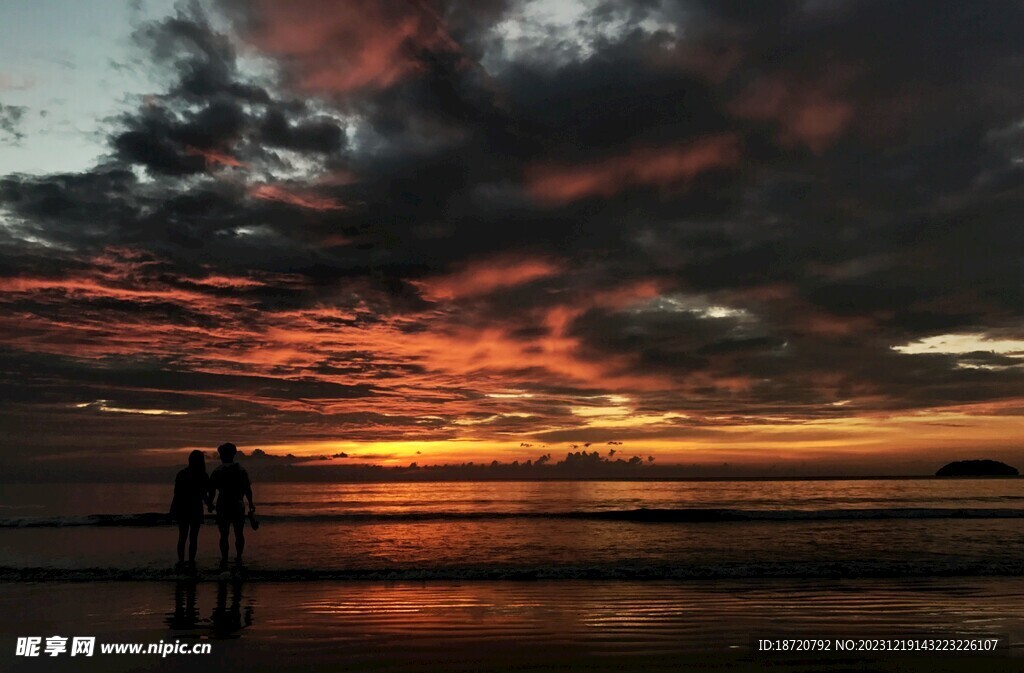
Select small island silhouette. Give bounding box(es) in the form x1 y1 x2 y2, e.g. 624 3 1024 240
936 459 1019 477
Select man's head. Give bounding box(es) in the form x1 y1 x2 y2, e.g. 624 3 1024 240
217 442 238 464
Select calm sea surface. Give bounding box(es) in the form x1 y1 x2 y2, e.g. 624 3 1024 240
1 479 1023 578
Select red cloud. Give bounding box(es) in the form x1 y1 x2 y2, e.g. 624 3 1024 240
184 146 246 169
0 245 669 415
414 256 562 301
249 184 346 211
237 0 461 94
524 135 741 205
0 248 294 305
730 75 853 154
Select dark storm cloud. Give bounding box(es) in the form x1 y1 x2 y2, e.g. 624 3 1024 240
111 9 348 177
143 15 271 104
0 103 27 143
259 108 344 153
113 99 247 175
1 0 1023 468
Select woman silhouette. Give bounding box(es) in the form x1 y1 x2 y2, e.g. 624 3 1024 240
170 450 213 568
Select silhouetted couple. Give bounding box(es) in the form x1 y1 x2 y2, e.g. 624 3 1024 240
170 442 256 569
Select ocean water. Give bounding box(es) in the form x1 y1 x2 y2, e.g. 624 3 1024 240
1 479 1024 579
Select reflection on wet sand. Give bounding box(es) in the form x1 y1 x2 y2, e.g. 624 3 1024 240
212 579 254 638
289 580 1024 652
166 581 200 631
3 579 1024 672
166 580 253 640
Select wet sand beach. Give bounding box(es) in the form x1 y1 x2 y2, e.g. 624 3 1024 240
2 578 1024 672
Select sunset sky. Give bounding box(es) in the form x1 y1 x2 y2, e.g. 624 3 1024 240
1 0 1023 477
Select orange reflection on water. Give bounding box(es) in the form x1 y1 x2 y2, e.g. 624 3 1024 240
282 580 1024 653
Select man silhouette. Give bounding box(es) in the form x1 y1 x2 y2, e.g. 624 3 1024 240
209 442 255 566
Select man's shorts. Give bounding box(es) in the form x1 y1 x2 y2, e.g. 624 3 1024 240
216 500 245 527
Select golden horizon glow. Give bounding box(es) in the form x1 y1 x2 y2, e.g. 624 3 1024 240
158 402 1024 471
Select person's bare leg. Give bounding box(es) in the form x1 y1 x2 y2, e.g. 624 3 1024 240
233 519 245 560
187 522 200 562
177 523 188 563
218 521 230 562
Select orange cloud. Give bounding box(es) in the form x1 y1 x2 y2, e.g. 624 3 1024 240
525 135 741 205
0 248 301 319
249 184 346 211
5 248 1024 468
414 256 562 301
184 146 246 169
0 276 204 303
239 0 461 94
0 247 670 426
189 274 267 290
317 170 358 186
731 75 853 153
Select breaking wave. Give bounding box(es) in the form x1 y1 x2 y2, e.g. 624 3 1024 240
3 559 1024 582
3 507 1024 527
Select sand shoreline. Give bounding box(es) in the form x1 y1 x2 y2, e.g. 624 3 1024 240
2 578 1024 672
